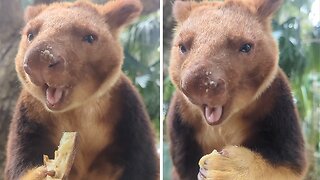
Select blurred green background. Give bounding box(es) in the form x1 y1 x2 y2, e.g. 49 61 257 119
121 12 160 137
163 0 320 179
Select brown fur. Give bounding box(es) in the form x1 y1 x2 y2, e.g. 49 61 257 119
5 1 159 180
167 0 307 179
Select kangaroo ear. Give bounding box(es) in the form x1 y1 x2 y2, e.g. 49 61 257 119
173 0 223 23
102 0 142 32
24 4 47 22
227 0 283 18
172 0 198 23
255 0 283 18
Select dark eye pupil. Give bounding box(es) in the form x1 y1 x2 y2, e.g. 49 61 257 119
240 43 252 53
179 44 187 54
84 35 95 43
27 33 34 41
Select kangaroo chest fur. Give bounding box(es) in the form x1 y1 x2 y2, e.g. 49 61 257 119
195 115 251 153
177 93 251 153
50 97 122 179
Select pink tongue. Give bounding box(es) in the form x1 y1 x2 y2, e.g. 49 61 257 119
46 87 63 105
205 106 222 124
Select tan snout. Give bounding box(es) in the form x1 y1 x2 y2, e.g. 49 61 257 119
23 41 67 86
181 64 227 106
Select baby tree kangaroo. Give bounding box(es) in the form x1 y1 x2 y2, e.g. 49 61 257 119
5 0 159 179
167 0 307 179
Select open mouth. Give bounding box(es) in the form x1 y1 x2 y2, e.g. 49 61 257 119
203 105 223 125
44 84 67 109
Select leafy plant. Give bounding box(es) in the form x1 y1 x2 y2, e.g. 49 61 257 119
273 0 320 178
121 11 160 136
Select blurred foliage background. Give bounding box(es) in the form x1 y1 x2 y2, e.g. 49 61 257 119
0 0 159 178
163 0 320 179
121 11 160 136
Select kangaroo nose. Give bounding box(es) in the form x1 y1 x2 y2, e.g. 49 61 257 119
41 49 62 68
181 67 226 106
23 44 65 86
24 49 63 69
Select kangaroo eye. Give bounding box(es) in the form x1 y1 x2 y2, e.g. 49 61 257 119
179 44 187 54
27 33 34 42
83 34 96 44
239 43 252 53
